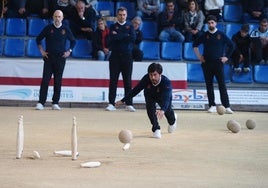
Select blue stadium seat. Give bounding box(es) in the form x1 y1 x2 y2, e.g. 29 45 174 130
223 4 243 22
140 21 158 40
4 38 25 57
249 23 259 34
26 38 45 57
139 41 160 60
96 1 115 17
0 18 5 35
187 63 230 83
116 2 136 19
254 65 268 84
225 23 242 39
214 64 231 83
187 63 205 82
71 39 92 58
231 65 253 83
0 38 3 55
161 42 182 60
160 2 166 12
183 42 203 61
28 18 49 37
5 18 27 36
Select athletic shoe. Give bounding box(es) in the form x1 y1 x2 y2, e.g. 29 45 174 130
126 105 136 112
234 67 242 73
52 104 61 110
153 129 161 139
225 107 234 114
168 113 177 133
105 104 116 111
243 67 250 73
207 106 216 113
35 103 44 110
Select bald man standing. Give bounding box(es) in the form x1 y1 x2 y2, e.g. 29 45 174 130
35 10 76 110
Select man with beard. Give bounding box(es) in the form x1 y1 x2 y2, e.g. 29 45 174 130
115 63 177 139
193 15 234 114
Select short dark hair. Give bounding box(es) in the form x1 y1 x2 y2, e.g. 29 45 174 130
207 15 217 22
148 63 163 74
241 24 250 33
117 6 127 13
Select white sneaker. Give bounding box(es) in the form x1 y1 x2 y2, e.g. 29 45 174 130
153 129 161 139
234 67 242 73
168 113 177 133
105 104 116 111
225 107 234 114
207 106 216 113
125 105 136 112
243 67 250 72
35 103 44 110
52 104 61 110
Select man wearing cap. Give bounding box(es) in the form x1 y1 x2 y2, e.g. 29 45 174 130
193 15 235 114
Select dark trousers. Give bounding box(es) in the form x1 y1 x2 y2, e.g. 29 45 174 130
201 61 230 108
38 54 66 105
108 52 133 105
251 39 268 63
145 94 175 132
232 49 250 68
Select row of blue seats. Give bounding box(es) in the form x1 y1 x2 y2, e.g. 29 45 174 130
187 63 268 84
0 37 200 60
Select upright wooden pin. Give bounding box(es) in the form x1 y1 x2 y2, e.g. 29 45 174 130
71 116 78 160
16 115 24 159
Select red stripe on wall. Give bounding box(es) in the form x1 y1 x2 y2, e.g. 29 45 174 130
0 77 187 89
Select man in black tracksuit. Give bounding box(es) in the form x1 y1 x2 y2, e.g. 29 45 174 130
105 7 136 112
35 10 76 110
193 15 235 114
115 63 177 139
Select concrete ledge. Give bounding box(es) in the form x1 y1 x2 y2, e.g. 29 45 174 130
1 100 267 112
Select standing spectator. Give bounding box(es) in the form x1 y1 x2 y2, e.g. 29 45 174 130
183 0 205 42
136 0 161 20
69 0 96 39
204 0 224 21
105 7 136 112
92 18 111 60
193 15 235 114
132 16 143 61
35 10 76 110
250 18 268 64
158 0 185 42
115 63 177 139
5 0 27 18
242 0 268 23
231 24 251 73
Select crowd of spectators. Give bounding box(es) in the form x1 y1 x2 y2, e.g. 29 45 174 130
0 0 268 66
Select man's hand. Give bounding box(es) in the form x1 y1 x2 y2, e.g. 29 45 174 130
156 110 165 120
